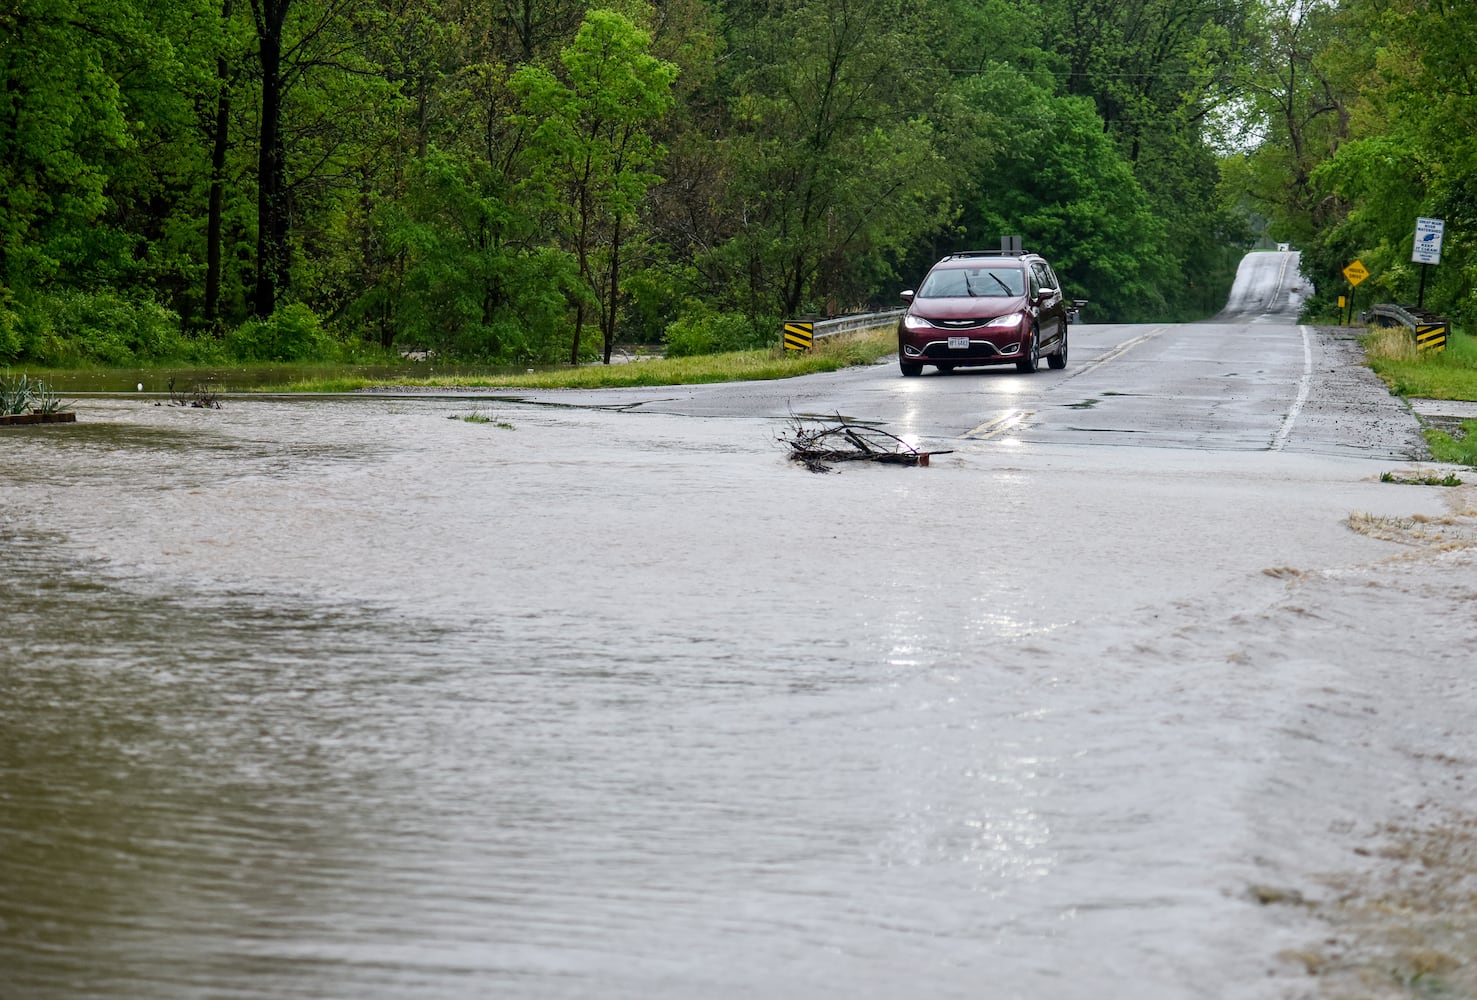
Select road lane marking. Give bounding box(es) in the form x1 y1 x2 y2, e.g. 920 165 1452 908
965 409 1034 440
962 326 1165 439
1272 324 1314 451
1256 251 1293 322
1067 327 1167 379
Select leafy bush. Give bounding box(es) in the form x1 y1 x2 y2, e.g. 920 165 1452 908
0 304 18 364
622 265 696 345
664 309 768 357
224 303 341 362
9 292 189 365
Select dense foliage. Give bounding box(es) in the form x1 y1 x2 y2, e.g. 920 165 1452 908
1 0 1264 366
1225 0 1476 328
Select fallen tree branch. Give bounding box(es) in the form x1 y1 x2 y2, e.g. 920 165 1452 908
780 414 952 472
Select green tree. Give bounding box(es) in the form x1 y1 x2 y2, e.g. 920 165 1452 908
0 0 238 344
244 0 392 318
958 75 1174 320
1301 0 1477 322
373 146 576 361
1234 0 1357 250
511 10 678 363
1 1 136 297
1039 0 1252 317
710 0 957 321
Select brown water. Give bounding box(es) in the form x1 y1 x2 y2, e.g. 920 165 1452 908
3 395 1473 999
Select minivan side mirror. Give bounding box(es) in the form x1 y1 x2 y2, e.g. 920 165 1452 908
900 289 915 302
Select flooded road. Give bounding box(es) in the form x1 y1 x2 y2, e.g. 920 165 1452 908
4 321 1477 998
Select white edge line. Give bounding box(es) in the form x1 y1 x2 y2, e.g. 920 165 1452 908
1272 325 1313 451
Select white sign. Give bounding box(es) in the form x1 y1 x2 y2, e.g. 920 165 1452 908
1413 217 1445 265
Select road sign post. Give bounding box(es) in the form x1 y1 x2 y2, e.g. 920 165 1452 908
1413 217 1444 309
1342 260 1369 324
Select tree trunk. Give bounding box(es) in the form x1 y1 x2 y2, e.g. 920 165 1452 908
204 0 233 330
570 183 591 365
570 301 584 365
784 253 805 317
602 216 621 364
251 0 291 318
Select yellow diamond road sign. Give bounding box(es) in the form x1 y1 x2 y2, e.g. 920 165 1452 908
1343 260 1369 286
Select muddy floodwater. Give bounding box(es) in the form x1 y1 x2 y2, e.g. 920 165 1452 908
3 395 1476 999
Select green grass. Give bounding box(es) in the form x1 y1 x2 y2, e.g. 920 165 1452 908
1364 327 1477 400
450 410 514 428
1423 419 1477 468
263 327 899 393
1380 470 1465 487
1362 328 1477 467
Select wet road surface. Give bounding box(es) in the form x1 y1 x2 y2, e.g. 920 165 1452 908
3 253 1476 999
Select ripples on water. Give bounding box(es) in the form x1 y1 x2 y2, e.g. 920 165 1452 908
2 398 1327 999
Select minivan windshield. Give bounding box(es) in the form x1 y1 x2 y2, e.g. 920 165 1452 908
917 265 1025 298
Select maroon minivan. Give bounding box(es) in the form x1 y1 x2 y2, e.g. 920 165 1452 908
897 250 1070 376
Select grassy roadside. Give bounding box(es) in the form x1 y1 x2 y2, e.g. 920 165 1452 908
1362 326 1477 466
265 327 900 393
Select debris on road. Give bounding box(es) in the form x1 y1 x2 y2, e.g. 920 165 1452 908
781 415 951 473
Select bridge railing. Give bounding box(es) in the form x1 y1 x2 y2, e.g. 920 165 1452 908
1367 303 1450 352
810 309 906 341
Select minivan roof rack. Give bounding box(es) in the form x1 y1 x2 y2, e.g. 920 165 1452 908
941 249 1031 260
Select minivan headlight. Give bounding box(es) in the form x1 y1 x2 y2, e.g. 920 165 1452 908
984 312 1024 328
902 314 934 331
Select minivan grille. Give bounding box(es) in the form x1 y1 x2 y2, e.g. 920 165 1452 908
922 341 998 358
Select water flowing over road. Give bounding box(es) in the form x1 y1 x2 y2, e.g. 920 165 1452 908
4 253 1475 999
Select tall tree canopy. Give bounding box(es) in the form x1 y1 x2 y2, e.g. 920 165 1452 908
1227 0 1476 325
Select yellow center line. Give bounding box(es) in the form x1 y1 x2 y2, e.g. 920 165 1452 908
1090 330 1159 366
965 408 1035 440
1048 327 1166 385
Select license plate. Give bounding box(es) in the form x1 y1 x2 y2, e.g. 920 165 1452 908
947 336 969 350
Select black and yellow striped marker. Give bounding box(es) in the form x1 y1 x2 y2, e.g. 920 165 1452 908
783 321 813 351
1415 323 1447 352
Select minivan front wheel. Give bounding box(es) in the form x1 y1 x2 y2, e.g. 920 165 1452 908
900 360 923 376
1047 324 1068 370
1016 326 1040 373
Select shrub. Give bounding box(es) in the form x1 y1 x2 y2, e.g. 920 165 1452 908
0 304 18 365
9 292 188 365
224 303 341 362
663 309 769 357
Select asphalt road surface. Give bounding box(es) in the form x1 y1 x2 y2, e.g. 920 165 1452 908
488 251 1426 463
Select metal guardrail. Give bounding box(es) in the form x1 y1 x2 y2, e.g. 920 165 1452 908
1369 303 1430 328
1367 302 1450 352
810 309 905 340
